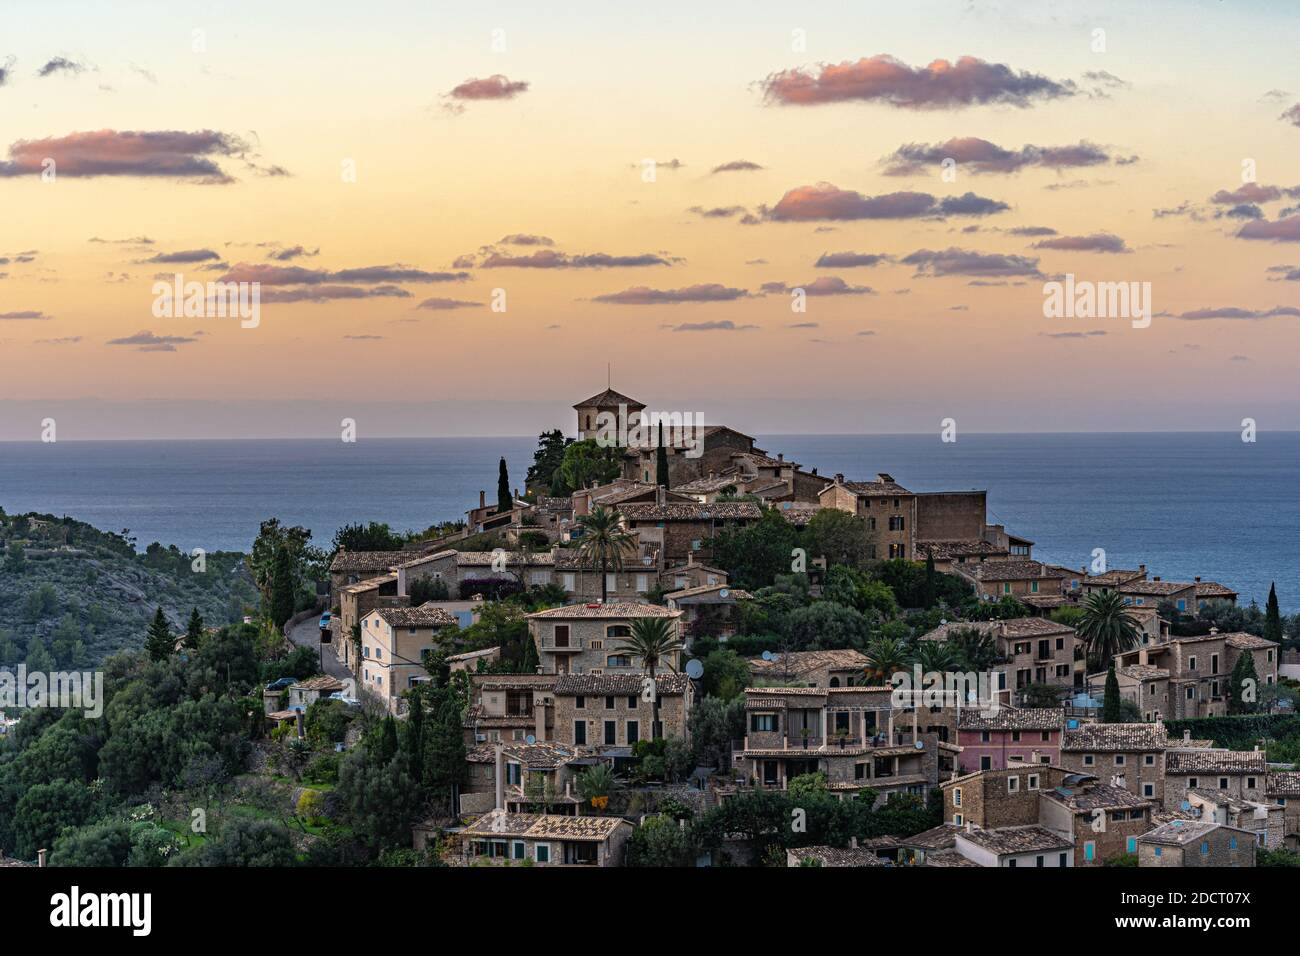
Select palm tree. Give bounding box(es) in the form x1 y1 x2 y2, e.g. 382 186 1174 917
913 639 961 674
863 637 910 685
949 627 1002 671
576 505 636 603
616 616 683 739
1077 590 1141 671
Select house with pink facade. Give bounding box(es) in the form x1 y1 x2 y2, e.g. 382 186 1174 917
956 708 1065 773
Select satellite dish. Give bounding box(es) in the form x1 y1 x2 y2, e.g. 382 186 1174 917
719 588 730 598
761 650 774 661
685 659 704 680
913 741 925 750
940 619 948 626
525 734 537 745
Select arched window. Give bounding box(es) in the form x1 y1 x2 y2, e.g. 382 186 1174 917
606 624 632 639
829 677 840 687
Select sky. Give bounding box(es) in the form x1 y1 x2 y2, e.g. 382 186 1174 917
1 0 1299 439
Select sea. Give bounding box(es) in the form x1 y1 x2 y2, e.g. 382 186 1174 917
0 432 1295 610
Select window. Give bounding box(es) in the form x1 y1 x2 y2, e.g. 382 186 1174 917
1083 754 1095 766
1229 837 1237 850
1007 776 1020 793
625 695 636 708
1028 774 1040 791
1127 837 1137 853
375 647 383 660
636 574 648 593
535 843 551 863
1154 846 1162 857
1143 783 1154 798
575 695 585 709
626 720 639 744
980 756 992 771
980 731 991 743
512 841 526 860
506 762 521 785
1084 841 1095 862
953 814 963 826
1144 754 1155 766
605 696 615 709
1189 778 1199 788
1041 731 1051 742
1201 841 1209 856
1004 583 1012 595
1189 656 1197 671
573 721 586 746
1007 859 1017 868
603 721 617 745
607 655 632 668
1031 581 1039 593
953 788 962 806
554 624 570 648
1059 853 1068 866
889 516 905 531
1220 777 1229 790
855 763 866 780
751 713 776 732
561 573 575 592
606 624 632 639
1247 777 1257 789
1012 731 1022 742
1115 754 1126 766
605 573 617 593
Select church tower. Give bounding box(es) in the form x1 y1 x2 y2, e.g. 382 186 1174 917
573 387 646 440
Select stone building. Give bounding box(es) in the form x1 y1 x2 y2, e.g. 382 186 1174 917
1059 722 1170 804
955 708 1065 773
1162 748 1268 810
552 672 692 748
1137 820 1255 867
461 809 632 866
526 602 683 676
359 603 459 713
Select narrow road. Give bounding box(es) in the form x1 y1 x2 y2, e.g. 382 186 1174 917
286 614 352 682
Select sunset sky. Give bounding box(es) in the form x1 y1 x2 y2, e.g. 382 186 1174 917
2 0 1299 439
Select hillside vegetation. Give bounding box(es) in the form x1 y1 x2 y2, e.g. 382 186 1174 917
0 508 257 667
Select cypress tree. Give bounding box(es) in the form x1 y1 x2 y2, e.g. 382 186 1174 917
378 715 399 764
521 632 539 673
1265 583 1283 645
922 549 937 609
406 693 425 785
1102 663 1122 722
270 544 296 632
145 606 173 661
1230 651 1260 714
497 457 512 513
656 420 670 489
184 607 205 649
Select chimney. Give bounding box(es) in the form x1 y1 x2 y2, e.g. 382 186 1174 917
479 490 486 509
494 743 505 810
834 473 845 484
1153 576 1161 582
1139 564 1146 574
1194 576 1201 583
811 468 818 476
535 700 546 742
1183 730 1191 743
38 848 47 868
1209 626 1219 635
777 453 784 462
849 836 858 849
514 487 520 500
1138 646 1149 666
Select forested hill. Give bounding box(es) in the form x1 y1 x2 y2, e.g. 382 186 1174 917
0 509 258 667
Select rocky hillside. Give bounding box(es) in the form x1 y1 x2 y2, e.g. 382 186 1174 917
0 509 258 667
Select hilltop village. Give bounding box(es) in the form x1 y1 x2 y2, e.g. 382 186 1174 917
304 386 1298 868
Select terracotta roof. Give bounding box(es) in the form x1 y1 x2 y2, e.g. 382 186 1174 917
788 846 885 867
922 849 982 867
1139 820 1242 846
465 742 584 768
445 646 499 663
1267 772 1300 796
553 673 689 696
917 540 1008 560
1195 581 1238 597
617 502 762 522
330 550 413 573
464 809 628 841
370 603 459 628
960 560 1064 583
291 675 345 692
1186 788 1273 813
749 649 870 677
957 825 1072 856
1062 723 1170 752
1119 664 1169 680
1165 749 1267 774
449 550 555 567
665 584 751 601
840 478 911 496
1224 633 1278 650
391 549 456 570
574 388 645 409
1043 782 1151 812
536 497 573 513
526 602 680 620
958 708 1065 732
340 572 398 594
1084 569 1146 586
1120 580 1196 596
921 617 1071 643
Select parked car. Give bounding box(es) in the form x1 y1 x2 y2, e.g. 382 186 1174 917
319 611 332 632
